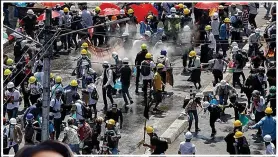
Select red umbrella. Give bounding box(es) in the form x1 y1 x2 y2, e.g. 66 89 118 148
225 2 248 5
130 4 149 23
99 8 120 16
99 3 120 10
42 2 64 8
140 3 158 16
37 11 60 21
195 2 219 10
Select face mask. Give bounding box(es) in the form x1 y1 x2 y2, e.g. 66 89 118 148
171 13 175 16
221 85 225 89
256 33 260 36
147 19 151 22
128 14 132 16
82 55 86 58
10 124 15 128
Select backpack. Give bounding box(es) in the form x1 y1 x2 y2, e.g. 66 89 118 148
107 68 117 84
91 88 99 100
80 101 90 119
255 3 260 8
63 15 72 28
158 137 169 152
24 123 34 141
141 60 151 76
157 57 166 65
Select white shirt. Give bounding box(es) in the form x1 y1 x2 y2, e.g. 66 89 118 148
207 32 216 50
74 100 84 121
140 60 156 80
179 141 196 155
5 89 21 110
266 143 276 155
191 57 201 68
28 83 43 95
34 72 44 85
50 98 63 119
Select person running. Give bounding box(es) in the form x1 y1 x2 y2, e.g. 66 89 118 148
186 93 202 132
120 57 133 111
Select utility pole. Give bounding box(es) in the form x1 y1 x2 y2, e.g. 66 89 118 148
41 8 52 141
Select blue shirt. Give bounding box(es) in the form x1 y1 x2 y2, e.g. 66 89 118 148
252 116 276 139
81 10 93 28
219 24 229 40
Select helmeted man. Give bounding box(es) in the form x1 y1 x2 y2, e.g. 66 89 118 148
76 49 92 88
164 7 181 41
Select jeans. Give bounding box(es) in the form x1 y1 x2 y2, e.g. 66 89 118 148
111 148 119 154
61 33 72 50
219 95 228 105
69 144 80 154
54 118 62 140
135 67 141 92
122 84 132 105
264 4 271 17
187 110 199 131
102 85 114 110
249 14 257 28
3 144 19 154
82 76 87 89
7 108 18 119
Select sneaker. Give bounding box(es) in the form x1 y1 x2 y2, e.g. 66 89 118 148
130 100 134 104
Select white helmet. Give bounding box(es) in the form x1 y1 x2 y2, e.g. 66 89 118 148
145 31 152 37
231 42 238 47
232 46 239 52
120 9 125 15
213 13 218 19
170 7 176 13
27 9 34 15
263 135 272 142
202 101 210 108
7 82 15 89
10 118 17 125
123 57 129 63
195 93 203 99
255 28 260 33
185 131 193 139
112 52 118 58
70 5 76 11
183 25 190 32
220 80 227 86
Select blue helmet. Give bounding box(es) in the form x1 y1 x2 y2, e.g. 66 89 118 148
161 50 167 56
26 113 34 120
230 16 237 24
157 28 164 33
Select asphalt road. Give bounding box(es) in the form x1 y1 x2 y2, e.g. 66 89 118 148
5 4 272 155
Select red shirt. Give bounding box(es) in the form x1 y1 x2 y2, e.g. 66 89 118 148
78 122 92 141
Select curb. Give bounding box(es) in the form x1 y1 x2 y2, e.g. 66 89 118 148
160 72 232 144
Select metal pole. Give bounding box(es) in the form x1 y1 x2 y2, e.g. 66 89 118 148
41 8 52 141
3 25 43 46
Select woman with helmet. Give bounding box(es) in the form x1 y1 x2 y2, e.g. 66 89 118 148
224 120 243 154
50 88 64 140
3 118 22 154
4 82 22 119
250 107 276 147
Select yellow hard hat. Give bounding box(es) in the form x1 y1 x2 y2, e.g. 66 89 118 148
183 8 190 15
28 76 37 84
233 131 243 139
63 7 69 13
145 53 152 59
81 42 88 48
189 51 196 57
224 18 231 23
147 15 153 19
157 63 165 69
146 126 154 134
179 3 184 9
107 119 116 125
4 69 12 76
218 5 224 10
6 58 14 66
128 8 134 14
95 6 101 12
265 107 273 114
141 44 147 50
205 25 212 31
55 76 62 83
81 49 88 55
233 120 242 127
50 73 54 79
70 80 78 87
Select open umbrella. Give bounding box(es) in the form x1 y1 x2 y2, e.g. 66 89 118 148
195 2 219 10
37 11 60 21
140 3 158 16
225 2 249 5
130 4 149 23
42 2 64 8
99 8 120 16
99 3 120 10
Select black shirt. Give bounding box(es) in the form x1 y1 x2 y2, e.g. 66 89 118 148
120 65 132 86
150 133 164 154
105 109 123 124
